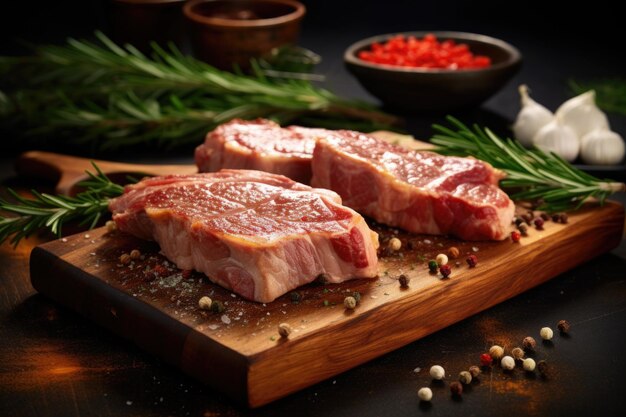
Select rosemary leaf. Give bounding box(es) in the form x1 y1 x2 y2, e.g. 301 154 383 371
0 163 124 246
431 116 625 212
0 32 399 150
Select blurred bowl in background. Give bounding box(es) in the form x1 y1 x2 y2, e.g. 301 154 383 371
109 0 187 52
183 0 305 70
344 31 522 112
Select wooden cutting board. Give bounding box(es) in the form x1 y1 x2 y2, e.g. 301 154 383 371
22 149 625 408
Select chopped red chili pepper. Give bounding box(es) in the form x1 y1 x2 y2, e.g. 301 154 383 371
358 34 491 70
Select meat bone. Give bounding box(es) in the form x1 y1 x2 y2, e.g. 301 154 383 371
15 132 431 195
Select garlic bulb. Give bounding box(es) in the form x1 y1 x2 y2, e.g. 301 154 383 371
512 85 554 147
533 120 579 162
580 128 625 165
555 90 609 138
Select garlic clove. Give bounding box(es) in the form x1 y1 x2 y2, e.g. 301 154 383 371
555 90 609 138
580 128 625 165
512 85 554 147
532 120 580 162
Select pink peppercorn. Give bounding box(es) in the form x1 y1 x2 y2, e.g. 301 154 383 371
466 255 478 268
534 218 544 230
511 231 521 242
480 353 493 367
440 264 452 278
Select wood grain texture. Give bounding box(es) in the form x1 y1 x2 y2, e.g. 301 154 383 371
30 201 625 407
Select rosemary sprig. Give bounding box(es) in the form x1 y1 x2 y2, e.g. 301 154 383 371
570 78 626 116
0 164 123 246
0 32 399 149
431 116 625 212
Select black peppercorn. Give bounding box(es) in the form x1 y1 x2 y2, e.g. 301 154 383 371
522 336 537 351
518 224 528 236
559 213 569 224
469 365 481 378
290 291 302 303
316 273 330 285
210 300 225 313
534 218 544 230
537 360 549 378
398 274 410 288
551 213 561 222
352 291 361 303
450 381 463 396
557 319 571 334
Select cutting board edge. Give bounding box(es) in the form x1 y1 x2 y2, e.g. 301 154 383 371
29 246 252 405
28 201 625 408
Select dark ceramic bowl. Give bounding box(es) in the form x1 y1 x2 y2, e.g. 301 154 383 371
183 0 305 70
344 31 522 112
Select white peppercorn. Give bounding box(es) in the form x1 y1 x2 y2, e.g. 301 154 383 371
540 327 554 340
417 387 432 401
501 356 515 370
523 358 536 372
198 296 212 310
429 365 445 380
489 345 504 360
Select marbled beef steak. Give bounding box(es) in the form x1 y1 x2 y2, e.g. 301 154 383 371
195 119 327 184
311 130 515 241
109 170 379 302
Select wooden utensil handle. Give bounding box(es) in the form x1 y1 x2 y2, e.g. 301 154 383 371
16 151 197 195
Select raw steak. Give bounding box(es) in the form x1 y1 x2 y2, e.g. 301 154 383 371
311 130 515 241
109 170 379 302
195 119 328 184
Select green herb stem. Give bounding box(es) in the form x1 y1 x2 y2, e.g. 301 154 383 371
0 32 399 150
0 164 123 246
430 116 625 212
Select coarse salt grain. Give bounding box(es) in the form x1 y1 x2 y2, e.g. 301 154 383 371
221 315 231 324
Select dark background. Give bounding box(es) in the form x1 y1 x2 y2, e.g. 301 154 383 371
1 2 625 417
1 0 625 139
